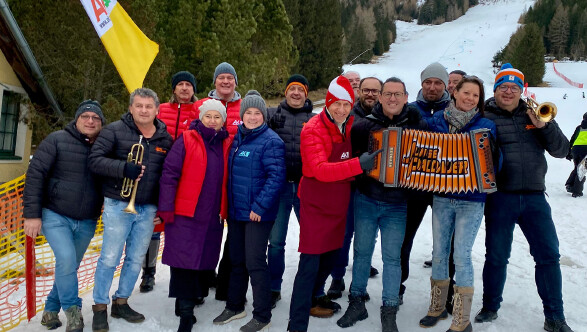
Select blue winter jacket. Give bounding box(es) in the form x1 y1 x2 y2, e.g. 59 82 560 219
228 123 286 222
427 109 498 202
410 89 451 122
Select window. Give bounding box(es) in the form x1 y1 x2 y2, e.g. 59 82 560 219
0 90 20 158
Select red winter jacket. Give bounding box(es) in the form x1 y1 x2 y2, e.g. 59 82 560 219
174 130 232 219
300 111 362 182
157 102 197 140
194 91 242 138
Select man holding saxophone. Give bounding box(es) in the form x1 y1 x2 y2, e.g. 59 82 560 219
88 88 172 332
475 64 574 332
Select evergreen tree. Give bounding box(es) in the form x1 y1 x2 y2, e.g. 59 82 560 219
504 23 546 86
547 6 570 58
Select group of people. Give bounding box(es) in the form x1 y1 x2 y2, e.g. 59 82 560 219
22 60 576 332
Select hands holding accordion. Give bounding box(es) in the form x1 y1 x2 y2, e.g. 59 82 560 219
359 149 383 171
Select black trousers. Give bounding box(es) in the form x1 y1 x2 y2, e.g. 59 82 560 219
226 219 274 324
289 249 339 331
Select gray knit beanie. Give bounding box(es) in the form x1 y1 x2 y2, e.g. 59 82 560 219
75 100 106 124
213 62 238 85
421 62 449 87
199 99 227 121
240 90 267 120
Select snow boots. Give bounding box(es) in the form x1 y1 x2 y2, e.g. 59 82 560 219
337 294 368 328
111 298 145 323
380 305 399 332
447 286 473 332
419 278 450 327
92 304 108 332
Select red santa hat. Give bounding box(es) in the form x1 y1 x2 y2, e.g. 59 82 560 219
325 75 355 109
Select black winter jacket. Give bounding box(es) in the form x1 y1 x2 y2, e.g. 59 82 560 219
351 103 428 203
89 112 173 205
484 98 569 192
351 100 372 119
267 99 315 182
24 121 103 220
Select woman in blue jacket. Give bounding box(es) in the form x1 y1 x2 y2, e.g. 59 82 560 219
419 76 497 332
213 90 285 332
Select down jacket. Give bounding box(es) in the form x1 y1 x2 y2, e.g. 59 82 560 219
89 112 173 205
484 97 569 192
228 123 285 222
24 121 103 220
194 90 242 137
157 102 197 140
427 107 497 202
267 99 316 182
351 103 427 203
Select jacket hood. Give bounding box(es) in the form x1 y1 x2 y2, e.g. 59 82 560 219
121 111 169 139
65 120 92 145
208 89 242 103
279 98 313 114
415 89 451 108
485 97 528 116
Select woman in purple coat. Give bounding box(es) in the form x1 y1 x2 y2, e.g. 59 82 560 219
158 99 233 332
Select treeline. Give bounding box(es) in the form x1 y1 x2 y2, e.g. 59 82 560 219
418 0 478 25
9 0 407 144
523 0 587 60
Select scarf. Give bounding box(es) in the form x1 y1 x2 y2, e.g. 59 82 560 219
444 100 478 133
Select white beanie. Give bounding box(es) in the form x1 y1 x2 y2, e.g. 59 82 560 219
199 99 227 121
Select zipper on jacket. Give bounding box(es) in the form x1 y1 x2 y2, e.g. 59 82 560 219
174 104 181 140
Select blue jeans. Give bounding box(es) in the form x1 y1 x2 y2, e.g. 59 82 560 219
431 196 483 287
93 198 156 304
350 192 406 307
482 191 565 320
268 182 300 292
41 208 97 312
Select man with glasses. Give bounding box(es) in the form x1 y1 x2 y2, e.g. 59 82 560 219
24 100 105 332
327 77 384 300
399 62 451 305
337 77 426 331
475 64 574 332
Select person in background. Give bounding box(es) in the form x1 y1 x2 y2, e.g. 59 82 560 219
287 76 380 332
266 74 316 308
475 63 574 332
24 100 105 332
338 77 426 332
139 71 198 294
344 71 361 98
89 88 173 332
213 91 285 332
419 76 496 332
158 99 231 332
447 70 467 96
564 112 587 197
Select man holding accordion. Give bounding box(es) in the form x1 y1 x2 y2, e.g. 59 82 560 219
88 88 172 332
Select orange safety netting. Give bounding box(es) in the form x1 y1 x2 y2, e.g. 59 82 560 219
0 175 163 332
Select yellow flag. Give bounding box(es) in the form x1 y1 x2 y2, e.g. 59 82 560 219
80 0 159 93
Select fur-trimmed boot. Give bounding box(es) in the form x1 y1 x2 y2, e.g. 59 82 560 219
447 286 474 332
419 278 450 327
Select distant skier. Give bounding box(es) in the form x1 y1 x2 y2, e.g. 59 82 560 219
583 91 585 98
565 112 587 197
563 93 567 99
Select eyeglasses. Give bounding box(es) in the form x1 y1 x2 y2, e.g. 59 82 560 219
361 88 381 95
79 114 101 121
381 92 405 99
498 85 521 93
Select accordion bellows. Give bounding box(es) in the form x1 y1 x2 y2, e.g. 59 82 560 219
368 128 496 194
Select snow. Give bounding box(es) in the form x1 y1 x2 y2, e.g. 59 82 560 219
11 0 587 331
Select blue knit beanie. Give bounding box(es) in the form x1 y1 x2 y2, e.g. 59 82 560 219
213 62 238 86
75 100 105 124
494 63 524 92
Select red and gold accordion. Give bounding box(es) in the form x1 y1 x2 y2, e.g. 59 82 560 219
368 128 496 194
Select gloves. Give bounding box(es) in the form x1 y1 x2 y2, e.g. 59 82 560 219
157 211 175 224
269 113 286 129
123 162 142 180
566 153 573 161
359 149 382 171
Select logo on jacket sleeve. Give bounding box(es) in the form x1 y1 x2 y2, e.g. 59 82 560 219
340 152 350 159
238 151 250 157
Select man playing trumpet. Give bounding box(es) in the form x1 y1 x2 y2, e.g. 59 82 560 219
475 64 574 332
89 88 172 331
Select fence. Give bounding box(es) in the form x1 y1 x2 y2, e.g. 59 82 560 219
553 62 584 88
0 175 163 332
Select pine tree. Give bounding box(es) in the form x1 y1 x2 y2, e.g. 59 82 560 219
547 5 570 58
504 23 546 86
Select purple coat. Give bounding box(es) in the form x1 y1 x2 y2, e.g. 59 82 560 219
159 120 228 270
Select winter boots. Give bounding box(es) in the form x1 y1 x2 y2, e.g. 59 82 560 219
41 310 62 330
381 305 399 332
310 295 341 318
474 307 498 322
419 278 450 327
337 294 368 328
140 237 160 293
176 298 198 332
447 286 474 332
544 319 575 332
327 278 345 299
111 298 145 323
92 304 108 332
64 305 84 332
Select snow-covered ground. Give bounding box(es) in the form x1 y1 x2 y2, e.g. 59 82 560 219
11 0 587 331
